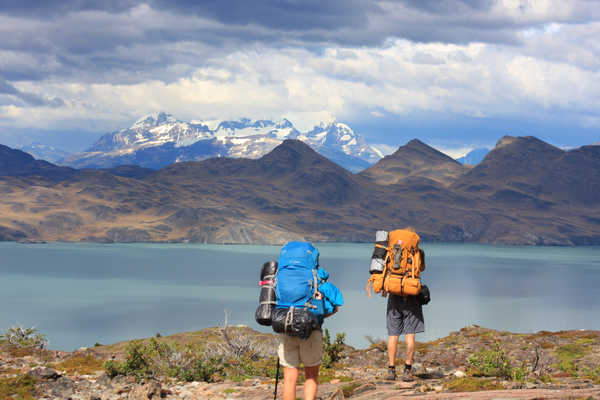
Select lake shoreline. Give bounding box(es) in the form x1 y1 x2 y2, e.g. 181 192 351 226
10 237 600 247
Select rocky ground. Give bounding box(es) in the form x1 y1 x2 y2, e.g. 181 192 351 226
1 325 599 399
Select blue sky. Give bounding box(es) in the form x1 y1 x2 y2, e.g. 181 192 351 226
0 0 599 156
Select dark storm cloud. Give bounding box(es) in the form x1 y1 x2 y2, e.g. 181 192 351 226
0 78 65 107
0 0 139 17
0 0 557 51
151 0 373 30
0 0 373 30
0 0 596 89
397 0 496 14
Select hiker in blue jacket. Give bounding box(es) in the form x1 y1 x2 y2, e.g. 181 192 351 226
278 265 344 400
273 240 344 400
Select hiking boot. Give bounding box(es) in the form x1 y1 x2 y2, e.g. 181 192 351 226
402 367 415 382
385 366 396 381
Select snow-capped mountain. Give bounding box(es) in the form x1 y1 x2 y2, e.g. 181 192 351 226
456 148 490 165
19 143 71 163
63 112 382 172
88 112 213 152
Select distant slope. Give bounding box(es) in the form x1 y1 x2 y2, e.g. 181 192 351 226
20 143 71 163
454 136 573 199
0 144 77 180
359 139 467 186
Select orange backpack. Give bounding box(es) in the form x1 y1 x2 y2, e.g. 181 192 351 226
366 229 425 297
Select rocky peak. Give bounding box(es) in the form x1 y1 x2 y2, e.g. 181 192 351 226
388 139 459 164
260 139 321 164
132 112 177 130
493 135 562 155
495 135 517 149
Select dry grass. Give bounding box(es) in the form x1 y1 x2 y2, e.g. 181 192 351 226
53 353 105 376
0 375 37 400
444 377 503 392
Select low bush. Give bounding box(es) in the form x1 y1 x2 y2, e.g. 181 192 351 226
467 343 529 380
103 339 223 383
322 329 346 368
552 341 592 376
0 326 48 350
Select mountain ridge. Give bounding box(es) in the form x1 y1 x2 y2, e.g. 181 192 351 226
1 137 600 245
359 138 467 186
62 112 381 173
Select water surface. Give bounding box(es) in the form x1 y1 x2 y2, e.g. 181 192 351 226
1 242 599 350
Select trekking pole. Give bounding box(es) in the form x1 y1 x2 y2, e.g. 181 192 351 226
273 357 280 400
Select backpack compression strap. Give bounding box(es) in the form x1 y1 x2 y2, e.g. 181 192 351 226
259 273 277 307
284 306 295 334
303 269 320 309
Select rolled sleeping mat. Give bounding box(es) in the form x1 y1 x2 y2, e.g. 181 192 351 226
255 261 278 326
369 230 389 274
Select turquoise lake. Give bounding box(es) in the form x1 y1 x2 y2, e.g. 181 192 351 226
1 242 599 351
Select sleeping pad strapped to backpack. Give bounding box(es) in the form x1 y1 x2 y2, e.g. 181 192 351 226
366 229 425 297
255 261 278 326
271 241 325 339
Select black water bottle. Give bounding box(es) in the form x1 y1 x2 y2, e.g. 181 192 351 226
255 261 278 326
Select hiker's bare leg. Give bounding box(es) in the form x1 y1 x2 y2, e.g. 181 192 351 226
387 335 399 366
282 367 299 400
304 365 319 400
405 333 415 365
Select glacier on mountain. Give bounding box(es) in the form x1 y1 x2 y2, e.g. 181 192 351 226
63 112 382 172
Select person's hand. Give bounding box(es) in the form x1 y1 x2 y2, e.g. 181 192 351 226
325 306 339 318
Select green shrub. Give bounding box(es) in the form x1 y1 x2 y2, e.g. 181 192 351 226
467 343 514 379
102 339 223 383
510 364 528 381
552 341 592 376
322 329 346 368
0 326 48 350
103 360 122 379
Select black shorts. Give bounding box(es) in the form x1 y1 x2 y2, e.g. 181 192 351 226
386 295 425 336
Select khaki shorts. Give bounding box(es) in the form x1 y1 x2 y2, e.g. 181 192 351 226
277 330 323 368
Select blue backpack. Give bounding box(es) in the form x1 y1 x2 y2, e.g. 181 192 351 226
275 241 325 318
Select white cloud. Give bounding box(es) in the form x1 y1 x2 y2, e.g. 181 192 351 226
2 9 600 143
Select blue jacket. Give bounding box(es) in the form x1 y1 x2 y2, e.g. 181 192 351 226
317 268 344 315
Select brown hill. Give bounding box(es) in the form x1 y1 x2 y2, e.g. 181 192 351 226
0 144 77 180
454 136 600 206
1 138 600 245
359 139 466 186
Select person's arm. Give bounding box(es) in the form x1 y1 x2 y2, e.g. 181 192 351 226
324 306 339 318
